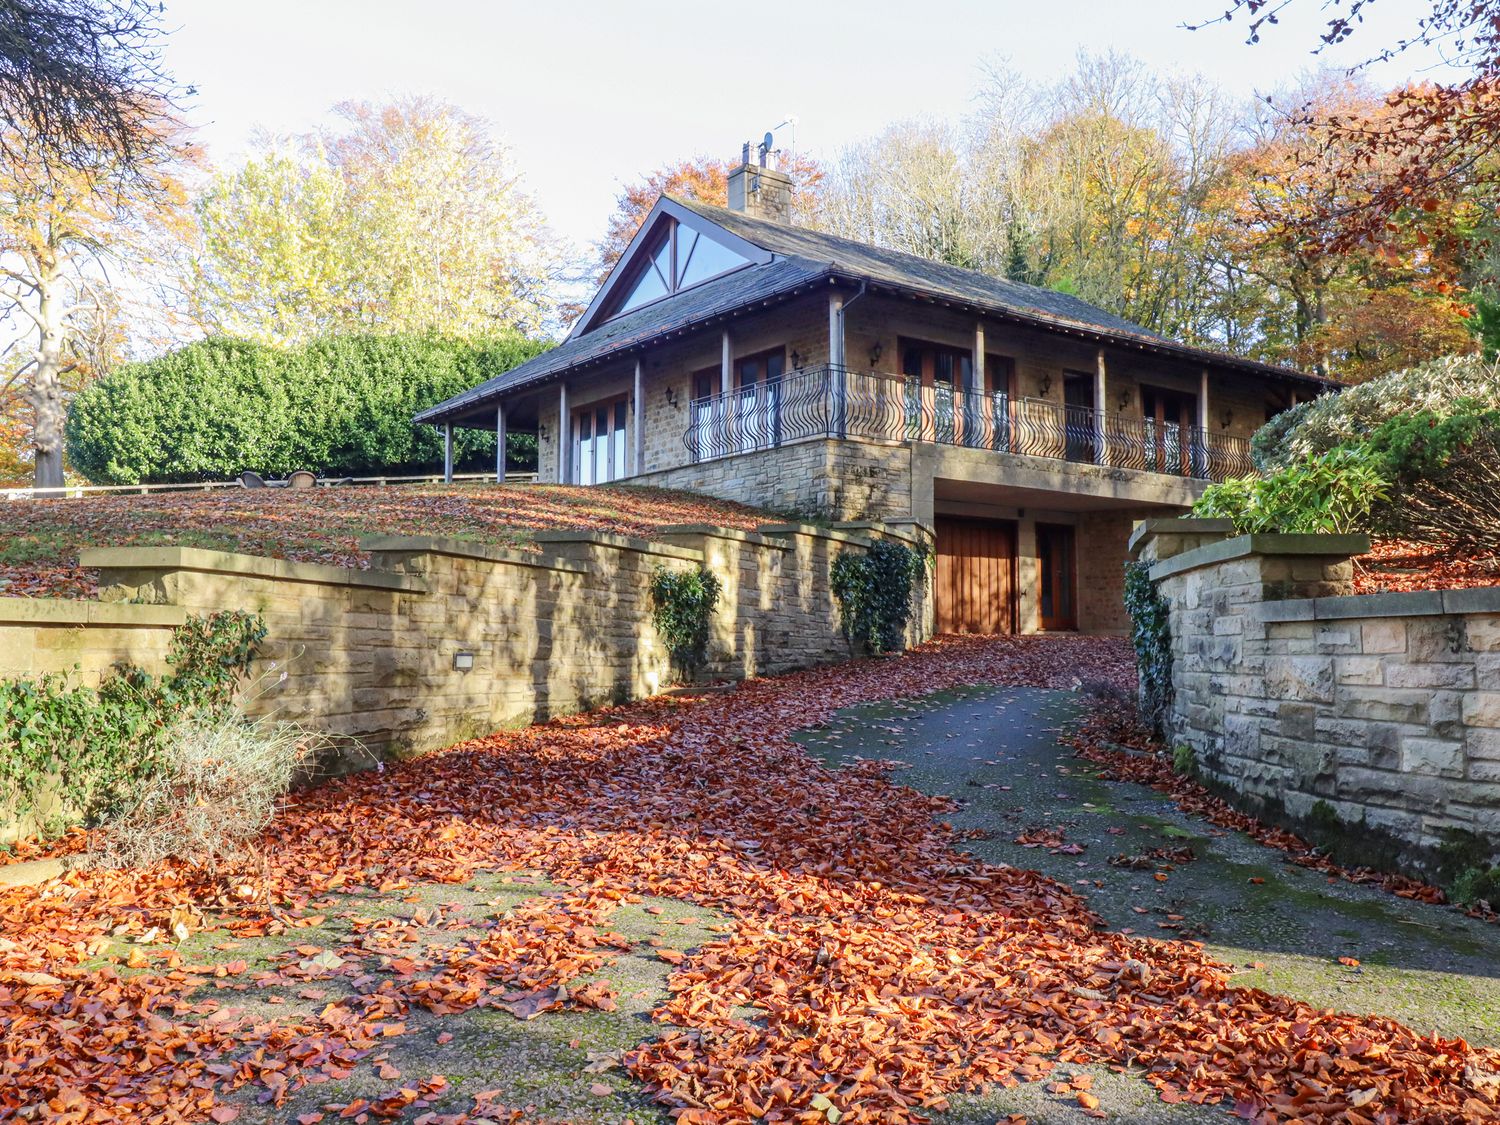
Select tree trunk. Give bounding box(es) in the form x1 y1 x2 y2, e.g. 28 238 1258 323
28 274 66 492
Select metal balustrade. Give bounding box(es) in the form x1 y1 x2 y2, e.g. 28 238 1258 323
683 365 1255 482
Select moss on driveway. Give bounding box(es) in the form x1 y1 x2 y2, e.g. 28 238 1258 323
795 685 1500 1122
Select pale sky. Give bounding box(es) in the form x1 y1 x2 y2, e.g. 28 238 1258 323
160 0 1461 256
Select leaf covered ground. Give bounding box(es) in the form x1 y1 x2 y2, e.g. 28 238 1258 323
0 485 773 599
3 636 1498 1125
1354 539 1500 595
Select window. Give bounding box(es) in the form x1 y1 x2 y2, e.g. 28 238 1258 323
604 219 751 320
573 396 630 485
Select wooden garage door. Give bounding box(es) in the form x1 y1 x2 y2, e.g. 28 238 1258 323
935 518 1016 634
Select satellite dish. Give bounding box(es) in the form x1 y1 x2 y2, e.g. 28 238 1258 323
763 131 774 151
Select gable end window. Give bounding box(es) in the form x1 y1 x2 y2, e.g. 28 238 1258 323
604 218 750 320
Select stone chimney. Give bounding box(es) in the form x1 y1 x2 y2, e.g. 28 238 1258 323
727 140 793 224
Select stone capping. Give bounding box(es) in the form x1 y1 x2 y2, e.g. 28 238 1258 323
360 535 586 573
1126 517 1234 557
0 597 187 627
1146 533 1371 583
756 522 875 547
829 519 934 547
653 524 791 550
530 530 704 563
1254 586 1500 623
79 546 428 593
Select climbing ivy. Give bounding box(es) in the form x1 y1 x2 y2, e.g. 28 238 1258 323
648 565 723 681
0 611 266 836
831 539 929 656
1123 560 1173 736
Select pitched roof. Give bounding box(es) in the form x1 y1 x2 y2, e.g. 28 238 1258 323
418 196 1325 425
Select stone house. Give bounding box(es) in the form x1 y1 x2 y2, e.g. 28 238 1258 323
419 152 1329 635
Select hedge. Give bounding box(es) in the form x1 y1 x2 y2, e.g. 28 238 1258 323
66 332 548 484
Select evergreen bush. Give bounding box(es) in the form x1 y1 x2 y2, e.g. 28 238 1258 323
831 539 928 655
648 565 723 681
65 332 546 483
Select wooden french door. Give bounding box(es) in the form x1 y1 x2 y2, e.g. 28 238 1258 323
1142 387 1198 476
935 517 1016 634
1063 372 1095 463
1037 523 1077 631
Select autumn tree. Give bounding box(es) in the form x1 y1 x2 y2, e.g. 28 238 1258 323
1190 0 1500 247
594 151 825 281
0 0 182 176
0 112 193 489
1211 76 1478 380
191 97 562 345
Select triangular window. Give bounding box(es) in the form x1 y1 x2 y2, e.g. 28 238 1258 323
605 217 750 320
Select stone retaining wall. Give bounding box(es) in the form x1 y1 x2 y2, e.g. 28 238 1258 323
1132 520 1500 862
0 520 934 766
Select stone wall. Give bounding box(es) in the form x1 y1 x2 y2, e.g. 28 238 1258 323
1 519 934 765
631 437 914 522
1133 520 1500 862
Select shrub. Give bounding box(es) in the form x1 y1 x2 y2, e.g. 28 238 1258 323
0 611 265 837
831 539 928 655
1252 354 1500 472
1123 560 1173 736
648 564 723 681
1192 446 1390 534
65 332 547 484
91 712 328 871
1362 409 1500 548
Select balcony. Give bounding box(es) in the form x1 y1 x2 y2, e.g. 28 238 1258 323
683 366 1254 482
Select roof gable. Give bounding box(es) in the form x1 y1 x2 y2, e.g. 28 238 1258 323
572 198 773 337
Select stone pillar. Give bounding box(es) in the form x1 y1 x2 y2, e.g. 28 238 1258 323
829 291 846 437
1132 521 1367 784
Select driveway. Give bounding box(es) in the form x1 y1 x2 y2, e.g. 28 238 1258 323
795 685 1500 1123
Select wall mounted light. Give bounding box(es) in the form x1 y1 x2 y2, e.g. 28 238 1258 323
537 423 546 440
868 342 883 368
790 349 802 370
452 651 475 672
1219 408 1234 430
1038 374 1053 397
665 386 679 408
1116 390 1130 411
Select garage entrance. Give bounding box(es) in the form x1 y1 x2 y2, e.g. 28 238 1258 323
934 517 1016 634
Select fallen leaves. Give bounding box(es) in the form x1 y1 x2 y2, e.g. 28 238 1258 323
1 635 1496 1124
0 484 771 599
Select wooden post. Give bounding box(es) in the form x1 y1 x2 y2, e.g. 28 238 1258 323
495 402 507 484
1197 368 1211 479
632 359 644 475
557 382 569 484
443 423 454 484
721 330 733 454
1094 347 1108 466
972 322 985 447
829 291 845 436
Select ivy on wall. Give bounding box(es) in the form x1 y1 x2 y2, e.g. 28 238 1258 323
0 610 266 837
648 565 723 682
831 539 928 656
1123 560 1173 736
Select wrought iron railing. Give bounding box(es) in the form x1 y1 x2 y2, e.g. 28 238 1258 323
683 365 1255 482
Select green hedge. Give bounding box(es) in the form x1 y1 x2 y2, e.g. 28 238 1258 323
66 333 547 484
